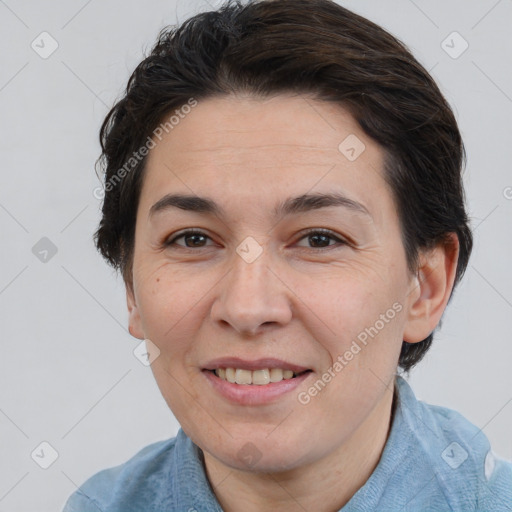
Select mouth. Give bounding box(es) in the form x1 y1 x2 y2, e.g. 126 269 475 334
204 368 312 385
201 357 314 406
200 358 313 405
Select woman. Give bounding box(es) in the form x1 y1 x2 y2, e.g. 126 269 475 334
63 0 512 510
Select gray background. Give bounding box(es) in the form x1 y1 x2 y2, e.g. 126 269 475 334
0 0 511 510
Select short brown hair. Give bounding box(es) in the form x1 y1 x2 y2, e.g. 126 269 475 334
94 0 473 372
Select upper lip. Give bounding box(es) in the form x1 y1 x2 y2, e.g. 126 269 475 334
202 357 310 373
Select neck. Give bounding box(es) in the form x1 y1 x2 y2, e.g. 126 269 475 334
203 383 396 512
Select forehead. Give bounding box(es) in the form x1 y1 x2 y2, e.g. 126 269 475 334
139 94 391 226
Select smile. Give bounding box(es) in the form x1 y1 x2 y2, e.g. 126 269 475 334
202 368 313 405
211 367 311 385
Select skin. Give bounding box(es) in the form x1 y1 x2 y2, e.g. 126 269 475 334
126 93 459 512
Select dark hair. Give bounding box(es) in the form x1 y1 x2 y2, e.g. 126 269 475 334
94 0 473 372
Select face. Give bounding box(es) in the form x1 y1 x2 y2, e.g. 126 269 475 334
127 93 423 472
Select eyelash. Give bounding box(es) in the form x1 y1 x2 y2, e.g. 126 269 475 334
164 228 348 250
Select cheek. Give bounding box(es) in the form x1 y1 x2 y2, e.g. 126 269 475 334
303 268 396 328
135 270 208 353
309 273 406 372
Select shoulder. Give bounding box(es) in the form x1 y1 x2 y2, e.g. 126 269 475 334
62 436 178 512
395 376 512 511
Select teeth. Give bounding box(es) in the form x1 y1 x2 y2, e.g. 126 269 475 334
214 367 301 385
269 368 283 382
252 369 270 385
235 368 252 385
283 370 294 379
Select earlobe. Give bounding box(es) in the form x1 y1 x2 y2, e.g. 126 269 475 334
126 283 145 340
402 233 460 344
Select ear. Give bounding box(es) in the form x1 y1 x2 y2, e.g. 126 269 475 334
126 281 145 340
403 233 460 344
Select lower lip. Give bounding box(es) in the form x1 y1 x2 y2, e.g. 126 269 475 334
202 370 312 405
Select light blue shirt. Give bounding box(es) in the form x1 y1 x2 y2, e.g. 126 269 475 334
63 376 512 511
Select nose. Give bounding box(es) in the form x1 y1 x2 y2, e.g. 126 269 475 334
210 245 293 336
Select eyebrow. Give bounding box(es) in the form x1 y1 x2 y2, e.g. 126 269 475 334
148 192 372 220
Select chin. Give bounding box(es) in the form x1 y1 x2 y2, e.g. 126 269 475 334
207 436 313 474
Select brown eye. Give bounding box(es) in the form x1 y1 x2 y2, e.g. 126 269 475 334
296 229 347 249
165 230 213 248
